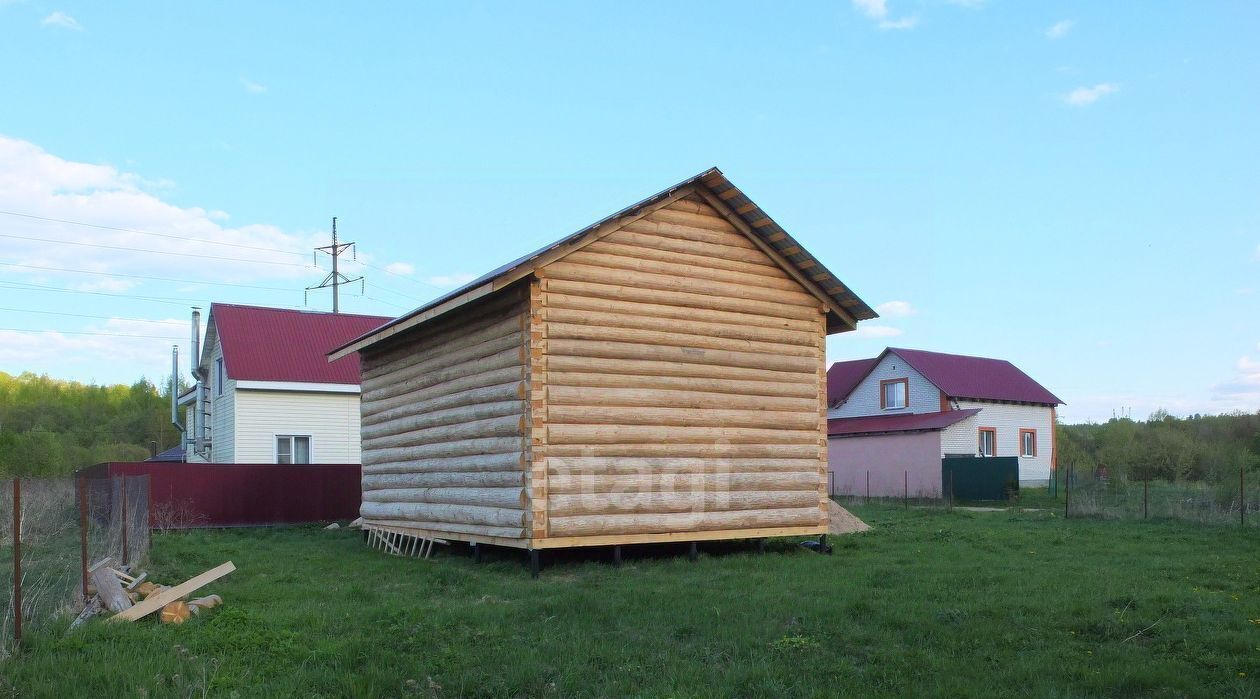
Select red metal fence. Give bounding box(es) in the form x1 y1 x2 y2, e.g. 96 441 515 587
77 462 361 529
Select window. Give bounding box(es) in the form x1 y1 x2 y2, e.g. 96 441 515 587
215 357 225 396
276 435 312 464
1020 429 1037 457
880 378 909 410
978 428 996 457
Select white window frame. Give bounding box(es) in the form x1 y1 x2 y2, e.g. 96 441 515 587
1020 429 1037 458
880 378 909 410
978 428 996 457
215 357 225 397
275 434 313 464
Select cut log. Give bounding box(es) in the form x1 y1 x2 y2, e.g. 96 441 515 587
547 506 824 537
545 321 817 359
362 381 524 428
544 290 814 333
546 370 817 400
547 471 820 495
548 489 822 517
359 502 526 528
547 405 820 431
543 278 820 322
544 442 823 459
547 423 820 446
542 305 816 347
363 451 524 475
90 565 133 614
110 561 236 623
361 399 524 441
361 486 528 509
362 436 524 465
363 470 526 490
546 338 817 374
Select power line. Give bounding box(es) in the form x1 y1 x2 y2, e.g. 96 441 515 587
0 261 300 293
0 231 316 268
0 280 203 306
0 306 186 325
0 326 185 340
0 209 308 257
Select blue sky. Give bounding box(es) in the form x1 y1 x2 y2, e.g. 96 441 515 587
0 1 1256 422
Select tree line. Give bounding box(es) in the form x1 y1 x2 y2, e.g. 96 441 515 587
1057 410 1260 483
0 371 181 477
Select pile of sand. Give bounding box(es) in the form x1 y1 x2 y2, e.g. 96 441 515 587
827 500 872 535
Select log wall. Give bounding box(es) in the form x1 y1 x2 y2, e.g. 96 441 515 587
534 194 829 541
358 286 531 540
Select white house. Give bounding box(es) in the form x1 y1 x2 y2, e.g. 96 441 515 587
180 303 391 464
827 347 1062 492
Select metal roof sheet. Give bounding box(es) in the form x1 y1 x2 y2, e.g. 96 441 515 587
827 408 981 437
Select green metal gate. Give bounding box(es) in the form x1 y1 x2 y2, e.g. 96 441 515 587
942 457 1019 501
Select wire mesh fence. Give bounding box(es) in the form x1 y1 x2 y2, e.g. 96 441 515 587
1 475 149 657
1062 469 1258 527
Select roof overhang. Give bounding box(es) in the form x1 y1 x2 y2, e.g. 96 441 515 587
329 167 876 361
827 408 981 438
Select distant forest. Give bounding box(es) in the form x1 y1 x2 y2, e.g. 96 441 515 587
1058 411 1260 483
0 371 181 477
2 368 1258 482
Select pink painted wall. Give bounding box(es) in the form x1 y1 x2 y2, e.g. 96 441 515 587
827 432 943 499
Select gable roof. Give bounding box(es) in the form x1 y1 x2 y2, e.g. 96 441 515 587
330 167 876 360
828 408 980 437
826 358 879 405
207 303 392 385
828 347 1063 406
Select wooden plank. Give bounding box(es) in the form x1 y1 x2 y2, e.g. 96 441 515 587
110 562 236 623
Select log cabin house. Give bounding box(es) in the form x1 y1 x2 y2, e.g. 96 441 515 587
328 168 876 561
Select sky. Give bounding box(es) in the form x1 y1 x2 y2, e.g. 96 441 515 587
0 1 1257 423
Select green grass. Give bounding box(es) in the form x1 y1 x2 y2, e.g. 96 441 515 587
3 504 1259 698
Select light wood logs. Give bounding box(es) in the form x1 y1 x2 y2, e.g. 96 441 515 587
363 520 526 540
362 345 524 404
543 304 817 346
547 405 819 431
547 471 820 495
546 371 817 399
363 451 524 474
547 507 824 537
543 443 824 459
548 490 820 517
543 261 818 308
360 365 524 419
545 321 817 359
544 279 820 321
546 385 817 412
363 436 523 465
362 399 525 441
361 487 529 509
546 355 813 386
363 471 526 490
547 424 820 446
563 249 802 293
544 457 823 475
545 291 816 333
362 412 524 451
546 339 816 374
362 381 524 428
360 502 526 528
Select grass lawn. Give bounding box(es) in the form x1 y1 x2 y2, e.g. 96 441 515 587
3 504 1258 698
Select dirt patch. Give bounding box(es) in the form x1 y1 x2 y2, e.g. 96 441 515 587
828 501 871 535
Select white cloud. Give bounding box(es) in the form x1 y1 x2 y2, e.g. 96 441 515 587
1208 352 1260 410
853 324 903 339
851 0 917 30
0 134 323 286
1046 20 1074 39
40 11 81 30
384 262 415 275
423 273 478 288
0 318 188 374
875 300 915 318
240 77 267 94
879 15 919 30
1063 83 1119 107
69 278 138 293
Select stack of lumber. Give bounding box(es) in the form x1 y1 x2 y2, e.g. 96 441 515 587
72 559 235 629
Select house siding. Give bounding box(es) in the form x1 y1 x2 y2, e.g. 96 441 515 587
208 338 235 463
829 353 941 418
828 431 943 498
940 400 1055 483
233 389 363 464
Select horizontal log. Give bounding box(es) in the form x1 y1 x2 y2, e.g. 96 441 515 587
547 471 820 495
362 451 524 474
650 206 741 232
363 413 523 451
360 502 526 528
544 278 820 322
363 345 524 404
564 249 801 294
667 197 718 215
547 355 814 386
547 489 820 517
546 338 817 374
548 405 819 431
586 237 785 279
363 436 523 465
362 327 523 393
603 229 776 269
363 519 526 540
547 371 817 399
625 213 746 245
362 312 523 382
363 292 525 369
543 306 816 349
362 399 524 441
547 424 820 445
544 443 823 459
545 321 817 359
363 470 526 490
361 365 525 419
543 261 818 309
546 385 817 412
363 486 528 509
544 292 816 333
546 506 824 537
546 456 823 475
362 381 524 428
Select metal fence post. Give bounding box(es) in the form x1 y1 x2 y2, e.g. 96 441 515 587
1064 465 1071 519
78 476 89 601
120 476 129 567
12 478 21 645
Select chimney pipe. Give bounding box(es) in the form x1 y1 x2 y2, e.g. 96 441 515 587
191 307 205 458
170 345 183 432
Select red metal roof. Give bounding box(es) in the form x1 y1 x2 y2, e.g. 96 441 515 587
827 348 1062 406
827 408 980 437
826 358 878 405
210 304 392 384
887 348 1063 405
